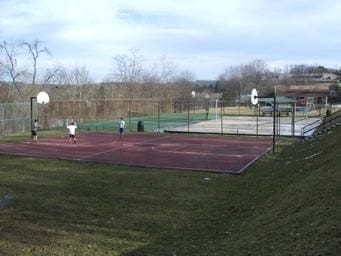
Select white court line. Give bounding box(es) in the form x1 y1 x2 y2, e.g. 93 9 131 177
78 147 121 160
138 135 172 143
148 139 266 158
77 134 263 162
168 145 188 153
151 145 256 158
122 135 171 147
79 135 171 160
168 148 245 157
237 143 274 174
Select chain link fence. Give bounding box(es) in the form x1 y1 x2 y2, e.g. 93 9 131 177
0 103 32 135
1 99 340 136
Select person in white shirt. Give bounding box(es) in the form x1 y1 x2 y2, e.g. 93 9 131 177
119 117 126 138
66 122 77 143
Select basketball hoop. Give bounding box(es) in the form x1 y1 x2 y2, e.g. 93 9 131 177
251 88 258 105
36 91 49 104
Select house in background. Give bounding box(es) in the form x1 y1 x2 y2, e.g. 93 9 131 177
277 83 336 107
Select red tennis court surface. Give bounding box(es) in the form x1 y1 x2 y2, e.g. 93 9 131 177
0 132 273 174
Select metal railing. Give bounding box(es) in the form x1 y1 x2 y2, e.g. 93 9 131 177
301 109 341 138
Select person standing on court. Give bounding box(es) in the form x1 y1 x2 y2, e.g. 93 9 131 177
119 117 126 138
66 122 78 143
31 119 39 142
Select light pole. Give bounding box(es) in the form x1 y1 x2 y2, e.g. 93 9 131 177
205 93 210 120
215 98 218 121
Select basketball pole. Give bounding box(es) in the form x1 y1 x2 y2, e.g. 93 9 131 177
256 103 259 138
30 92 49 137
251 88 276 153
30 96 36 133
220 101 223 135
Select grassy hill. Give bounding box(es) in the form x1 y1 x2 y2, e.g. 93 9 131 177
0 127 340 255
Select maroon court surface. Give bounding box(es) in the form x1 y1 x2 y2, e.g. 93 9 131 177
0 132 273 174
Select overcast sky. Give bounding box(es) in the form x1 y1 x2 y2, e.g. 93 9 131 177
1 0 341 81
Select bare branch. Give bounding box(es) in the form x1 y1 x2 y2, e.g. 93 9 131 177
22 39 51 87
0 40 25 101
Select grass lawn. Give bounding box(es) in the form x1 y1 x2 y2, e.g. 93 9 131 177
0 127 340 255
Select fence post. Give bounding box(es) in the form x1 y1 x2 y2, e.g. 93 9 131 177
220 101 224 135
256 104 259 138
291 103 296 137
1 104 3 136
272 95 276 153
128 100 131 132
158 99 160 133
187 101 190 134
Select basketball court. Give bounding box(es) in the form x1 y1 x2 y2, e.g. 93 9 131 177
0 132 273 174
165 116 322 136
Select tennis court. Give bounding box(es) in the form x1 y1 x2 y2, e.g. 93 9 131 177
0 132 273 174
165 116 322 136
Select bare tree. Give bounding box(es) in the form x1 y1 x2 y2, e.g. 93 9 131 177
68 66 92 86
217 59 272 101
22 39 51 88
0 40 25 102
159 55 177 84
141 69 159 98
173 70 196 100
108 49 201 100
43 65 92 86
42 65 93 100
140 56 177 98
0 44 4 78
43 65 63 84
112 48 143 98
241 59 271 95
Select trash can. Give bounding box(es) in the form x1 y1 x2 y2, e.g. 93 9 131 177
137 120 144 132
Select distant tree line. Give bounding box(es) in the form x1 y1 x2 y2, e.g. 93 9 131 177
1 38 340 104
215 60 341 101
0 40 197 103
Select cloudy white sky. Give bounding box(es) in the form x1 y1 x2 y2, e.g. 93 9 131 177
1 0 341 81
